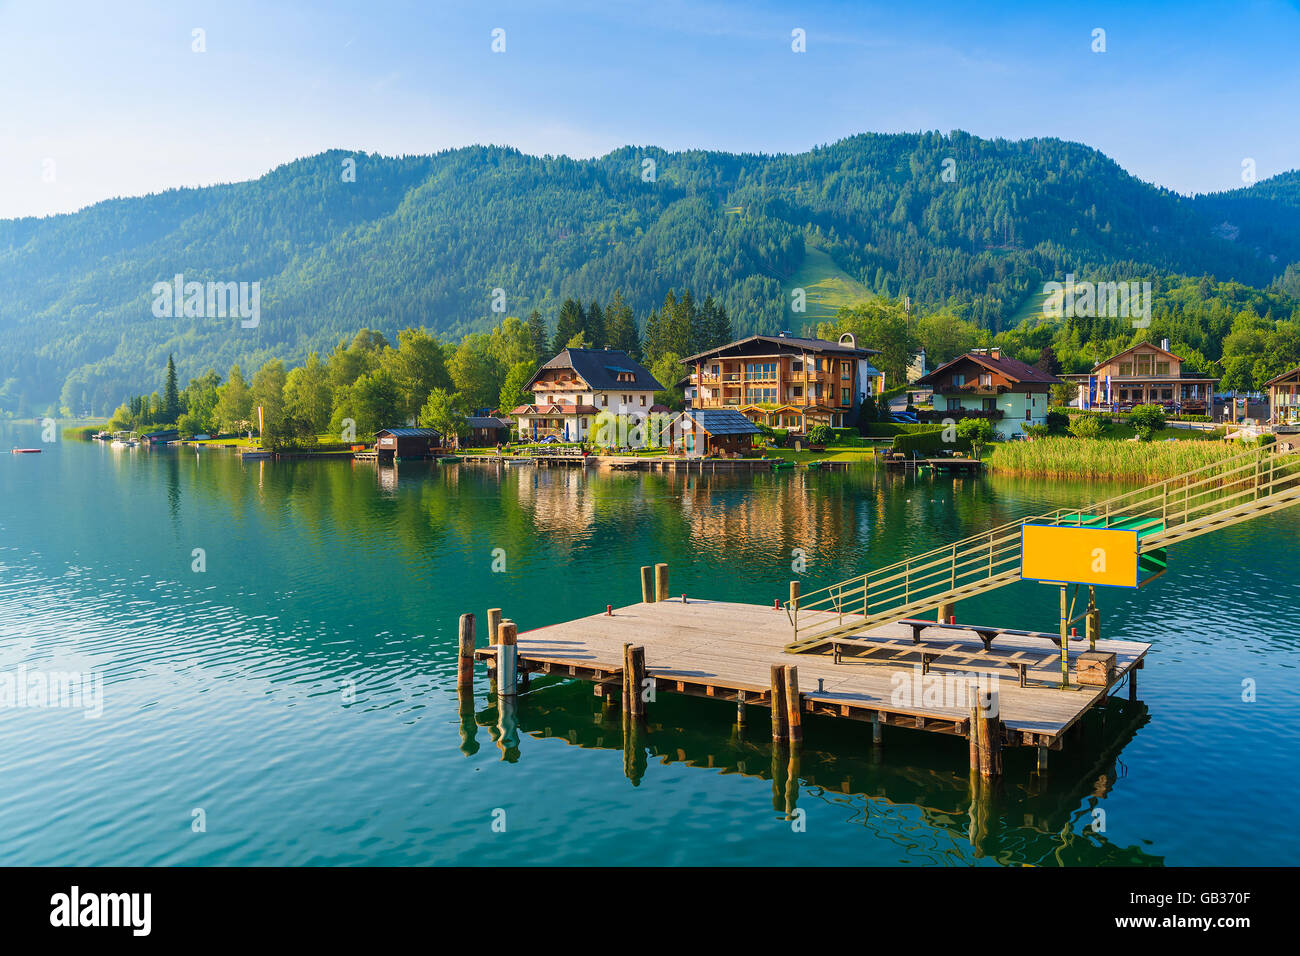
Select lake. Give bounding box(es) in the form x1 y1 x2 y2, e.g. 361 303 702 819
1 425 1297 866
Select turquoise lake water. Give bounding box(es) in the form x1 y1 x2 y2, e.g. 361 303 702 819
1 425 1297 866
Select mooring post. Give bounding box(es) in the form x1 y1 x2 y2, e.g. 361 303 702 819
939 601 955 625
872 713 883 746
1129 662 1139 702
640 566 654 603
457 613 475 691
1086 586 1098 651
968 686 980 773
1036 744 1049 774
736 689 747 729
629 645 647 718
487 607 502 645
622 642 633 715
770 664 788 742
979 691 1003 779
789 580 800 611
497 620 518 699
654 563 669 602
783 665 803 743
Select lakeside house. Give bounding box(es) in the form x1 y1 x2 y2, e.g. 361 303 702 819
915 348 1062 440
375 427 443 461
682 332 884 432
511 347 665 442
672 407 763 457
1264 365 1300 426
1063 341 1217 414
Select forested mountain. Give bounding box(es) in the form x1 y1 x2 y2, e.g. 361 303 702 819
2 131 1298 415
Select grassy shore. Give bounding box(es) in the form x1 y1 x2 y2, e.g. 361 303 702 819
987 436 1247 480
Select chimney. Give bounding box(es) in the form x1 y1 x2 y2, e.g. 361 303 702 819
989 347 1001 360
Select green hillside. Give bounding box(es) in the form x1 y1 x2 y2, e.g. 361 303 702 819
2 131 1299 413
781 245 873 331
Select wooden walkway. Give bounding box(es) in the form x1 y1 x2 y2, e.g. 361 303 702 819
474 597 1148 752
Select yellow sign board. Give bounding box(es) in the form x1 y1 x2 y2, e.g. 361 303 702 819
1020 524 1141 588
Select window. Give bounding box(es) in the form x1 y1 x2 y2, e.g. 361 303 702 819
791 361 802 373
601 395 608 407
745 362 777 380
841 387 850 405
979 373 992 387
792 386 803 398
1119 363 1133 377
952 374 966 387
640 395 646 406
840 362 850 380
947 397 962 411
1025 406 1032 420
1136 356 1152 375
747 387 777 404
1155 361 1170 376
711 364 720 376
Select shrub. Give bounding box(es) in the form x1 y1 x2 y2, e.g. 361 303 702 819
1045 409 1070 434
956 417 996 459
893 426 971 456
807 424 834 445
1068 415 1106 439
1129 404 1167 442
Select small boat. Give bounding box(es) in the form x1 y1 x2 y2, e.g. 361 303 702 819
438 455 462 464
10 448 41 454
110 439 136 448
240 450 271 460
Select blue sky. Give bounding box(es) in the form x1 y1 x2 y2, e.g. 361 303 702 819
2 0 1298 218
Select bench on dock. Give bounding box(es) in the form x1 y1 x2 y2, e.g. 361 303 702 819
899 618 1062 651
830 635 1062 688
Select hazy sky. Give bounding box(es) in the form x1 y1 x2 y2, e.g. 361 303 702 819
3 0 1298 219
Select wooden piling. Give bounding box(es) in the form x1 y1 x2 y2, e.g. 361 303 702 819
938 601 955 624
770 664 788 741
457 613 475 691
640 566 654 603
783 665 802 743
487 607 502 645
976 690 1003 779
629 645 647 718
497 620 518 698
736 689 746 729
788 580 800 611
654 563 669 602
622 643 633 714
1036 744 1049 774
968 687 980 772
1129 661 1139 701
872 713 882 745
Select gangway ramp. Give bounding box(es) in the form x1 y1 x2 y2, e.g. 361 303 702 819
786 446 1300 654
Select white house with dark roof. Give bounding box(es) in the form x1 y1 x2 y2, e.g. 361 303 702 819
512 347 665 441
915 348 1063 440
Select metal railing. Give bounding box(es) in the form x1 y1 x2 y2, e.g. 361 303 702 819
786 446 1300 652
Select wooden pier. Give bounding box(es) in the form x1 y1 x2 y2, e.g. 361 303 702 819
467 585 1148 776
885 456 984 474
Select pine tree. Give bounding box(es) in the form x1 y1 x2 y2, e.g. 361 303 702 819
642 309 666 365
527 310 549 364
552 298 585 355
585 301 605 349
163 354 180 422
605 291 640 358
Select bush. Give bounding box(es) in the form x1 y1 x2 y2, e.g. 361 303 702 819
893 426 972 456
807 424 834 445
1129 404 1167 442
1045 409 1070 434
1068 415 1106 439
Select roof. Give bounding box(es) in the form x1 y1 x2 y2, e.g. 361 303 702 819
683 333 880 363
375 427 443 438
1092 342 1184 372
510 404 599 416
917 352 1063 388
465 416 511 429
1263 365 1300 387
527 347 663 392
679 408 763 436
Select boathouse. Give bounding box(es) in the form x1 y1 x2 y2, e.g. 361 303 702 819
466 416 512 445
139 429 179 445
674 408 762 456
374 427 443 461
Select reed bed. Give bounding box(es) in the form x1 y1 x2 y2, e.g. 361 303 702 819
987 437 1246 481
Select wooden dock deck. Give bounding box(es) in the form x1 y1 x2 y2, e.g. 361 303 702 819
472 597 1148 756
